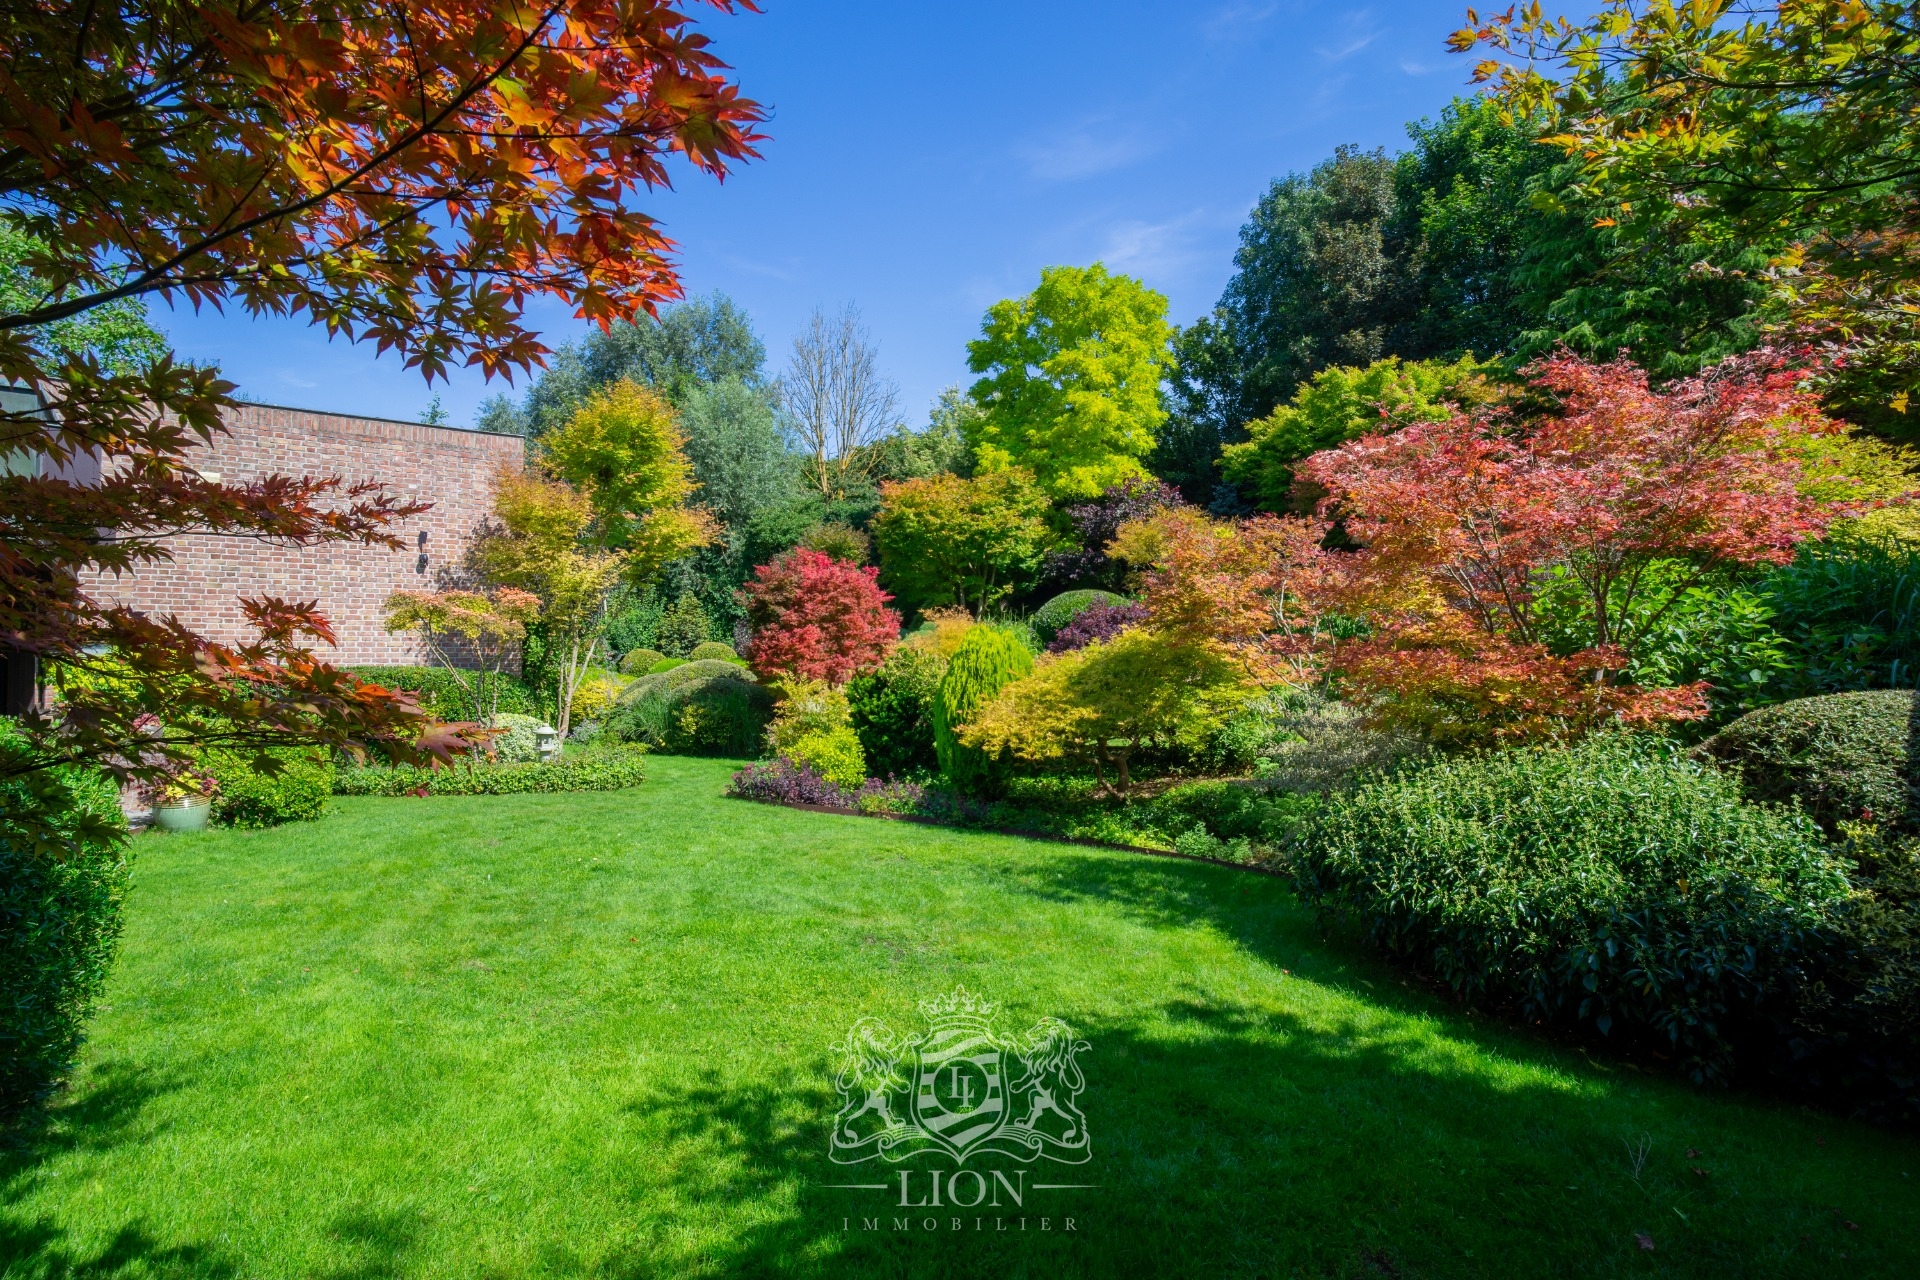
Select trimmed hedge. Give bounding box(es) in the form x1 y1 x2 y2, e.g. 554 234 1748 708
334 748 647 796
606 660 774 756
1031 589 1127 642
200 748 333 827
1697 689 1919 833
346 666 544 722
0 752 130 1112
1295 734 1852 1082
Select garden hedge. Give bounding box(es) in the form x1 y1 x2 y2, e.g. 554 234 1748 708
1696 689 1919 833
200 747 334 827
346 666 544 722
1295 734 1852 1083
334 748 647 797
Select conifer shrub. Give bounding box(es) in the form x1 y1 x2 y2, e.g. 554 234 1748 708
848 646 948 778
932 627 1032 796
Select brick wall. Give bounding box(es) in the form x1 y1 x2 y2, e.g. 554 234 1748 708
82 403 525 665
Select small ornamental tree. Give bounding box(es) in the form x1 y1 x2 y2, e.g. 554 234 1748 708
741 549 900 685
382 588 540 726
1297 350 1856 744
963 627 1249 797
872 469 1054 615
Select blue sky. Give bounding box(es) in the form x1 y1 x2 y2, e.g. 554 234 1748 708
158 0 1481 429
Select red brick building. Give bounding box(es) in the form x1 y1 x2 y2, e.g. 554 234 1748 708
83 403 524 665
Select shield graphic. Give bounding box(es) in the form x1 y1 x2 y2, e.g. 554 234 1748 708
910 1014 1007 1160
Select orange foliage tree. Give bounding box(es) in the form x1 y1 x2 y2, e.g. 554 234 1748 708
0 1 765 795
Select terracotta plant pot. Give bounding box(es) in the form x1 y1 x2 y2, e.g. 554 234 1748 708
153 797 212 833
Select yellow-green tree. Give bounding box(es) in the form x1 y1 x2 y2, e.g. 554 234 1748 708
538 379 719 585
965 263 1175 500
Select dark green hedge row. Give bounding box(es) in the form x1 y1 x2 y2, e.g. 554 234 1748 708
334 748 646 797
345 666 547 722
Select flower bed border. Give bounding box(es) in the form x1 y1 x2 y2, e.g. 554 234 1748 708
731 795 1288 878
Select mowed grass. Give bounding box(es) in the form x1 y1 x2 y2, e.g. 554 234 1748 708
3 757 1918 1279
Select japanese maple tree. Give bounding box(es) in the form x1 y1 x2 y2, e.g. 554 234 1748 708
0 0 766 788
1297 350 1852 742
741 549 900 686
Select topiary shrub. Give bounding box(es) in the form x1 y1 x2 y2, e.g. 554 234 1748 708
200 748 333 827
0 750 130 1113
932 627 1032 797
619 648 666 675
606 660 773 757
1031 589 1127 642
848 646 947 778
1696 689 1919 833
1295 734 1852 1083
689 641 739 662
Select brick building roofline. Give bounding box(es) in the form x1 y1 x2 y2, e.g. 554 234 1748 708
232 399 526 440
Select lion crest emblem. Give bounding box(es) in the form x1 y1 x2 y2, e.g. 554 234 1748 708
829 988 1090 1165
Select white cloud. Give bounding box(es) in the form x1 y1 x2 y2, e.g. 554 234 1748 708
1203 2 1279 40
1017 118 1159 181
1316 9 1380 62
1095 210 1213 280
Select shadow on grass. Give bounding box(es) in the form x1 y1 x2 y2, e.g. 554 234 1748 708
600 994 1908 1280
0 1063 240 1279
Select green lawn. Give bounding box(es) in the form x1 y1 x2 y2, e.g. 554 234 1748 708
3 756 1917 1278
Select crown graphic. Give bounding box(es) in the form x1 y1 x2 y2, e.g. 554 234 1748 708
918 986 996 1022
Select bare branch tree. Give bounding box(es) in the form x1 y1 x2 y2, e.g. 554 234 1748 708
779 305 900 497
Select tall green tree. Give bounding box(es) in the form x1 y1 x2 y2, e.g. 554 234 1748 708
476 293 768 437
966 264 1175 500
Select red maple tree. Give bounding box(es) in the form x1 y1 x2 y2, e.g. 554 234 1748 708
0 1 767 790
741 549 901 686
1295 350 1850 743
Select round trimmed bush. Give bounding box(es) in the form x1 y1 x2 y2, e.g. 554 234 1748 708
607 660 774 756
689 641 739 662
1697 690 1919 833
201 748 333 827
1296 734 1852 1082
932 627 1033 796
1031 590 1127 642
1 754 130 1112
619 648 666 675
